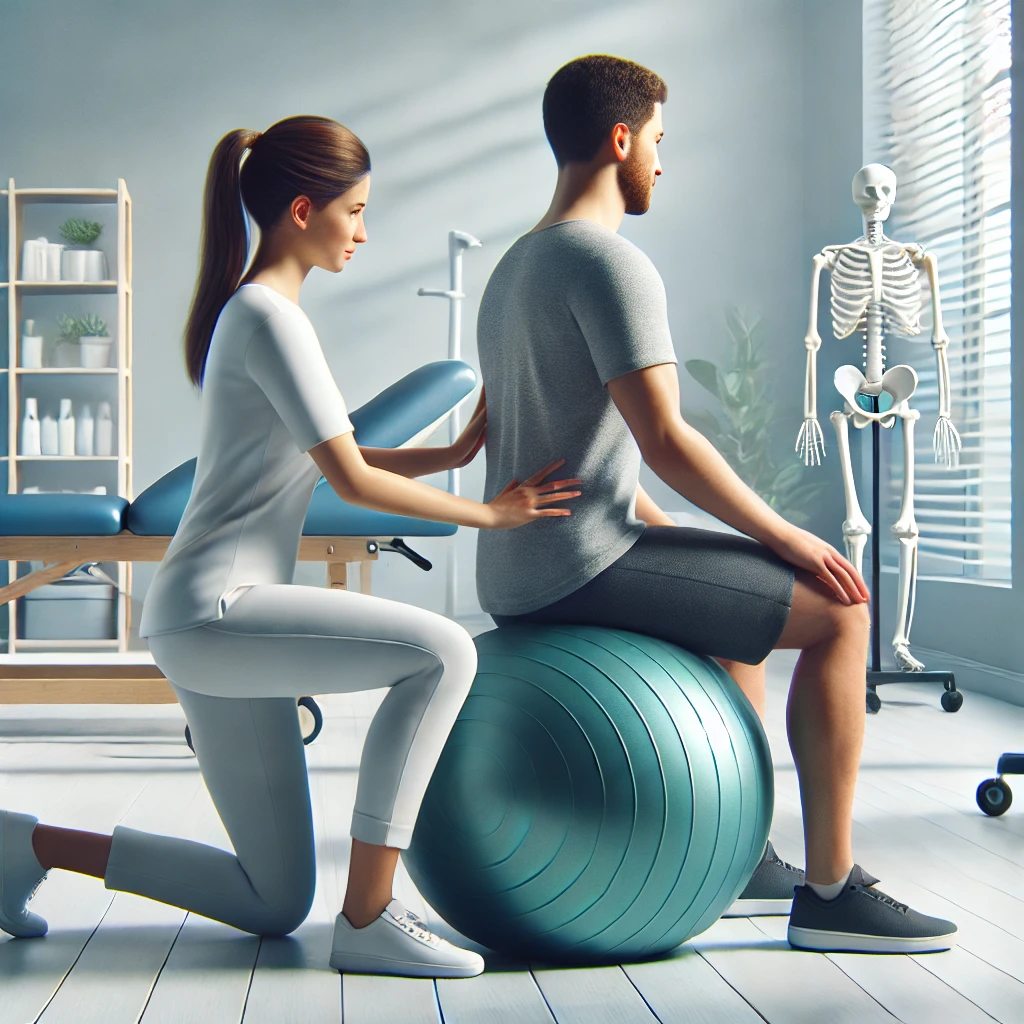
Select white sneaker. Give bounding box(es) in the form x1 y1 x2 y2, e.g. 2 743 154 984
0 811 48 938
330 899 484 978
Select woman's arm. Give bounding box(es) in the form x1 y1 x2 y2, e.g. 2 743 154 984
309 428 579 530
359 387 487 478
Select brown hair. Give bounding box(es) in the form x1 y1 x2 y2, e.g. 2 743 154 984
184 115 371 386
542 55 667 167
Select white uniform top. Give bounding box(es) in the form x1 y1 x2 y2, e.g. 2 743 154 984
139 283 354 637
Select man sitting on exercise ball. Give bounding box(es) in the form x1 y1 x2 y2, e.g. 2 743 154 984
473 53 957 954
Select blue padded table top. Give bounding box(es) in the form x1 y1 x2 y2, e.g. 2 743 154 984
0 494 129 537
126 358 474 537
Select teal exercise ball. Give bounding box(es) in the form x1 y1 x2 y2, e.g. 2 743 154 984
403 625 774 965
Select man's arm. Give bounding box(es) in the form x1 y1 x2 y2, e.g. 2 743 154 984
609 364 792 546
607 363 868 604
635 482 676 527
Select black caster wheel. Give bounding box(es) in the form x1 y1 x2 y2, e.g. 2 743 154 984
866 689 882 714
976 777 1012 816
941 689 964 713
298 696 323 745
184 724 194 753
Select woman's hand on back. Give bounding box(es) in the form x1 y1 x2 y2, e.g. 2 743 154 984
487 459 582 529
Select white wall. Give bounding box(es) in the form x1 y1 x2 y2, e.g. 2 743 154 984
2 0 829 621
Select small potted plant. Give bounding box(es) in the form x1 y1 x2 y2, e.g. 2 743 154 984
57 313 112 369
59 218 107 282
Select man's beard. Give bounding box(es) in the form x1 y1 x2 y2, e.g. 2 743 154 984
617 151 654 215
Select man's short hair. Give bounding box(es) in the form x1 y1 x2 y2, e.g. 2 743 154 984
543 55 667 167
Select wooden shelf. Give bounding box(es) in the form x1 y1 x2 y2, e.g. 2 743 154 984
5 177 133 658
14 456 120 462
14 189 118 205
14 368 118 375
14 281 117 294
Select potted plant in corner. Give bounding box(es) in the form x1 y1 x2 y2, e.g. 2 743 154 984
59 218 107 282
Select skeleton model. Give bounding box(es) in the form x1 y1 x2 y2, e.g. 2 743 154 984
796 163 962 672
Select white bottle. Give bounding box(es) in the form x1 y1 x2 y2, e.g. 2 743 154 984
95 401 114 457
76 403 95 456
41 415 58 456
20 319 43 369
20 398 41 457
58 399 76 457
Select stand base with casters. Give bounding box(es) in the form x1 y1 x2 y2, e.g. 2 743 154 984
865 670 962 714
184 696 323 753
976 752 1024 816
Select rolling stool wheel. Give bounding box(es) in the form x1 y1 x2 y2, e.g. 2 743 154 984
184 696 324 754
866 688 882 714
976 777 1012 816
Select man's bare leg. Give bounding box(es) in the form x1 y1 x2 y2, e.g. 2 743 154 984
715 657 767 723
772 569 868 885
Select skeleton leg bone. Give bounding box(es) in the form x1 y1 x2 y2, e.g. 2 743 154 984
830 409 871 577
891 405 925 671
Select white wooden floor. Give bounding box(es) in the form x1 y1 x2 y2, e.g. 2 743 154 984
1 646 1023 1024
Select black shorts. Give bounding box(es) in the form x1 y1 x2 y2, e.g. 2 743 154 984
490 526 796 664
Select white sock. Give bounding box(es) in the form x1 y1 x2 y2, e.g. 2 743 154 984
807 867 853 901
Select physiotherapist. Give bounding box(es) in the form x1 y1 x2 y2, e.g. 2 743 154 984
0 115 582 979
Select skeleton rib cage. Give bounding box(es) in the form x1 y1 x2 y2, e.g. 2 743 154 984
830 244 923 344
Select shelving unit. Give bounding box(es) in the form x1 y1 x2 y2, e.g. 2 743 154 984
2 178 133 653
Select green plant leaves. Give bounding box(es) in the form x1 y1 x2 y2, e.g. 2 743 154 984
56 313 108 339
684 358 721 399
683 308 826 526
59 218 103 247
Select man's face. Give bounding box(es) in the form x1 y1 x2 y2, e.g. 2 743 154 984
617 102 664 215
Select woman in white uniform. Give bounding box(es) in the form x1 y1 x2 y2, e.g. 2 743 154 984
0 115 582 978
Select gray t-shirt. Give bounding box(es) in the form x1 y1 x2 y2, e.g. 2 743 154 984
476 219 677 616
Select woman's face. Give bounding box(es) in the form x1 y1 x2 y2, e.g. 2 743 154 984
302 175 370 273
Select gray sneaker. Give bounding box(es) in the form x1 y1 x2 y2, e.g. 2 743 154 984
724 840 804 916
788 864 958 953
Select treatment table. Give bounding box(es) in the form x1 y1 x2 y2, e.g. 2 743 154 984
0 360 477 728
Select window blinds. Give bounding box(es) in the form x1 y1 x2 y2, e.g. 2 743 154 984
863 0 1011 582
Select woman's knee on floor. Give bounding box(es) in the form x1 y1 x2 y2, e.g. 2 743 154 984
245 868 316 937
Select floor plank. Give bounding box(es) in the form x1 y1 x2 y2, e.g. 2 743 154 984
342 973 441 1024
531 965 660 1024
139 915 257 1024
690 917 899 1024
624 949 767 1023
436 971 557 1024
753 915 996 1024
36 893 185 1024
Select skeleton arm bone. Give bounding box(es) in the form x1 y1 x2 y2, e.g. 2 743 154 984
795 253 832 466
913 249 962 466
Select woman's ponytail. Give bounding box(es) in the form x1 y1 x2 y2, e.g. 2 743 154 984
183 117 370 386
183 128 259 386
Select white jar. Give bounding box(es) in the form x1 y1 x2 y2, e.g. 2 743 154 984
95 402 114 457
20 398 41 457
76 404 95 457
41 415 58 456
79 337 113 369
83 250 109 282
61 249 88 282
57 399 76 457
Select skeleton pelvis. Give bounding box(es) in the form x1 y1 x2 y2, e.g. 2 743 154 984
834 363 918 429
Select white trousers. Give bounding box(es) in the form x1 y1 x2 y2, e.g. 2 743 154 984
104 584 477 936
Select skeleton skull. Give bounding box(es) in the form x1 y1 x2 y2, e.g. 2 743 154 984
852 163 897 222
